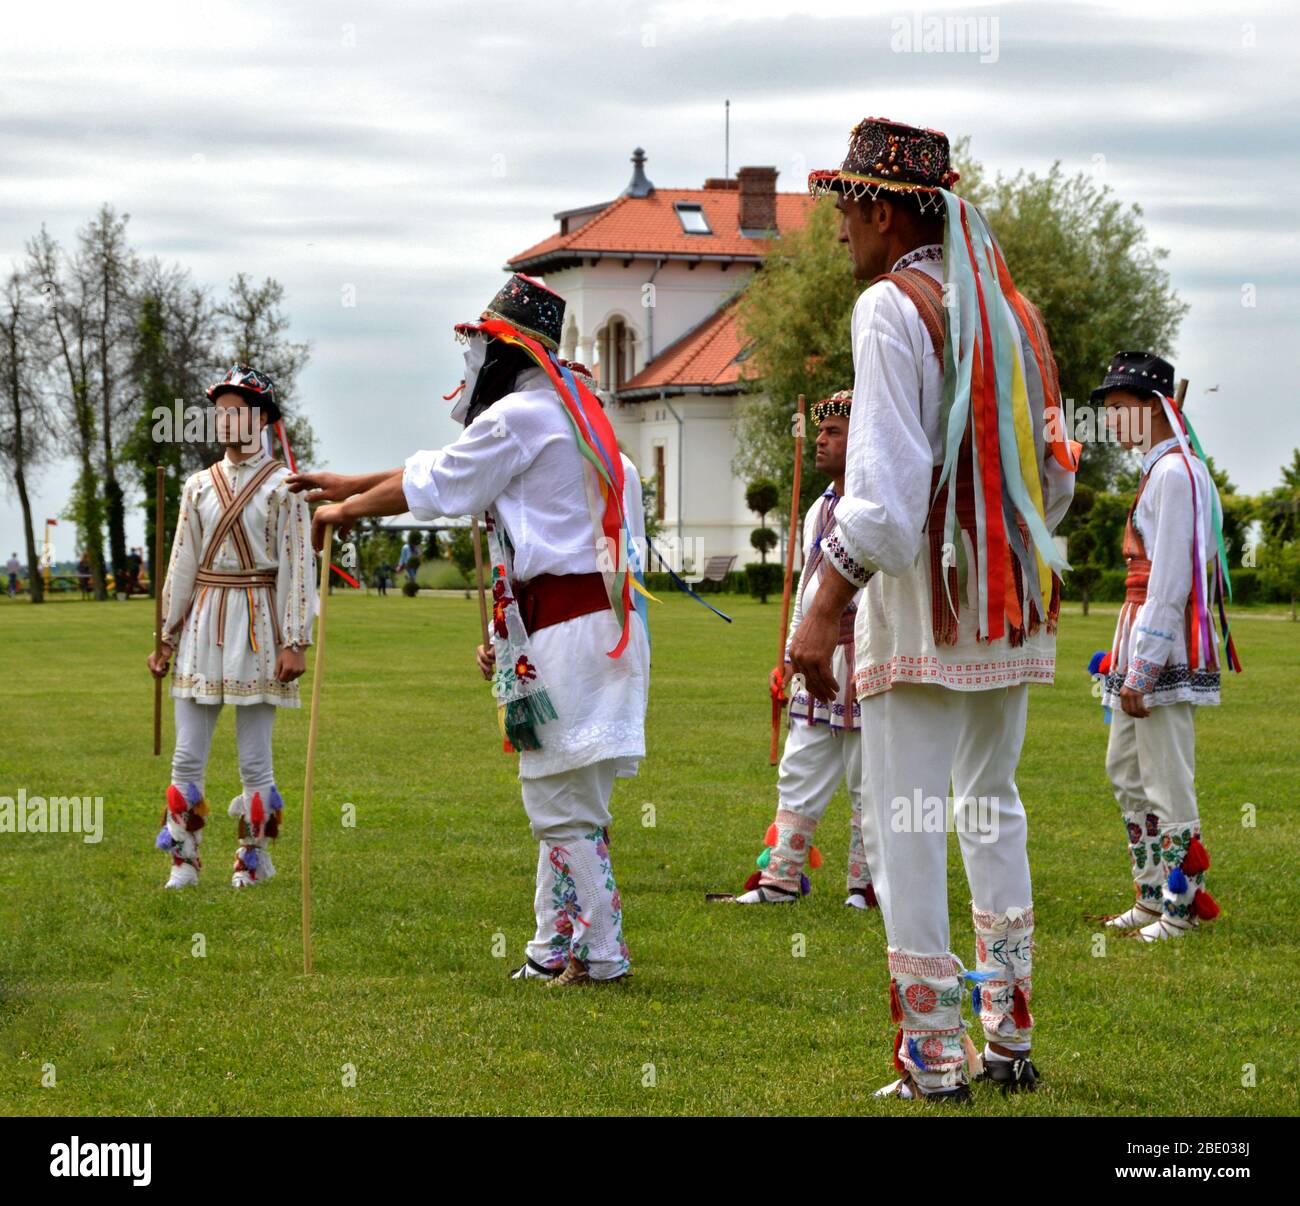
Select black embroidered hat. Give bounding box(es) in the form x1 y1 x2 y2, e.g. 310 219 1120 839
1089 351 1175 405
456 272 565 351
206 364 280 424
809 117 959 214
811 389 852 425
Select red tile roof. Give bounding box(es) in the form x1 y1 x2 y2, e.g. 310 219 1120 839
507 188 814 270
619 295 751 396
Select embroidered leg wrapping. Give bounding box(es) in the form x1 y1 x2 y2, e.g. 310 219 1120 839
229 786 285 886
847 797 872 894
1140 820 1216 939
526 842 577 971
760 808 817 895
1109 810 1166 927
157 783 208 872
972 905 1035 1047
555 828 630 980
887 949 968 1094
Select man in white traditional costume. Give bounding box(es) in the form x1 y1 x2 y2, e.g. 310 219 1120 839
147 365 316 890
1089 352 1234 943
791 118 1078 1100
293 275 650 987
732 389 875 908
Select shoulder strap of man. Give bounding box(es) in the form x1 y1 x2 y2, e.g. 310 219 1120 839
870 267 946 363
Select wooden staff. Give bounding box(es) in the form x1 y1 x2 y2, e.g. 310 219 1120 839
770 394 805 765
471 516 489 648
153 464 166 756
1175 377 1188 408
301 524 334 975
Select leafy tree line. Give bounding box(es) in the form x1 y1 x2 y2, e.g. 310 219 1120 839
0 204 314 602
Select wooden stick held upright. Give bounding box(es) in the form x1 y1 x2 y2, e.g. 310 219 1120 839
301 524 334 975
471 516 489 648
771 394 805 765
153 464 166 756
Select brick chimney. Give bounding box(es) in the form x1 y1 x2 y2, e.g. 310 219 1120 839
737 166 778 234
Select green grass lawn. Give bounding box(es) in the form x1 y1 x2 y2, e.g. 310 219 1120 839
0 591 1296 1116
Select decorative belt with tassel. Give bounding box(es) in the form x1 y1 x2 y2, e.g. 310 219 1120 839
191 567 281 651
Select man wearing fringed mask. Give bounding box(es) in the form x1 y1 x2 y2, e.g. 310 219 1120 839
289 274 650 986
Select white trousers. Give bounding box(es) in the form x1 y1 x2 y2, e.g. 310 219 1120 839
521 759 629 979
1106 702 1197 824
171 697 277 801
779 718 862 824
862 683 1032 954
1106 702 1202 906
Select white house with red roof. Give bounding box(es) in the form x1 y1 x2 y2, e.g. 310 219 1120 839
505 148 813 573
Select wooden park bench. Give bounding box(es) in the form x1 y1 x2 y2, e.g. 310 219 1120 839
697 554 736 592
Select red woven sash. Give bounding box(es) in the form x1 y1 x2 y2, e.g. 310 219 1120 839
513 572 611 635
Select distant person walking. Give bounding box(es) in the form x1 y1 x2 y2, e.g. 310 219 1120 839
5 552 20 596
397 535 421 589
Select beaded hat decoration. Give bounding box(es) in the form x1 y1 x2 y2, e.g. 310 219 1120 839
808 117 959 215
456 272 565 351
206 363 280 423
1089 351 1176 406
811 389 853 425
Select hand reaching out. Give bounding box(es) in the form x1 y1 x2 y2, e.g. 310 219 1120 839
287 471 352 503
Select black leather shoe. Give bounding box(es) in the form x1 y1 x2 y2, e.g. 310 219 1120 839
977 1055 1039 1093
509 957 560 980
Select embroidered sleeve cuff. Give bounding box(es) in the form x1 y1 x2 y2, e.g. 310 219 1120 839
824 532 875 590
1123 656 1162 694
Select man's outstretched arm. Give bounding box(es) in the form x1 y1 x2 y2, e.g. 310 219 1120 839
310 471 408 550
287 468 404 503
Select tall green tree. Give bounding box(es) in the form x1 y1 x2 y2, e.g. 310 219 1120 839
1257 448 1300 546
27 226 107 599
1257 449 1300 617
79 205 140 591
0 268 51 602
123 293 183 592
733 202 854 523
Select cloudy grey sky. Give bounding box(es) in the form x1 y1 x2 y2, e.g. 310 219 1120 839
2 0 1298 560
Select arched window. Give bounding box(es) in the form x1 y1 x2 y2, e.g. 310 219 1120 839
598 316 636 390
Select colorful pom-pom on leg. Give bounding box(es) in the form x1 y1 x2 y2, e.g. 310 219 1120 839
1182 837 1210 876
